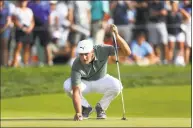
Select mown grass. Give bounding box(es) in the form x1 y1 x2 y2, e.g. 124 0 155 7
1 86 191 118
1 85 191 127
1 117 191 127
1 64 191 98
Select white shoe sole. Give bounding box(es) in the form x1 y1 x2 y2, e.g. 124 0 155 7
97 117 106 119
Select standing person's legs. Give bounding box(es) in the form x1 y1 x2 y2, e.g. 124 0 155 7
184 21 191 65
174 32 186 66
95 28 105 45
11 42 22 67
0 37 8 66
184 29 191 64
148 22 160 57
0 29 11 66
176 33 185 56
11 30 23 67
23 43 30 65
117 24 134 44
22 31 33 66
168 34 176 63
184 46 191 64
68 31 82 66
7 28 14 65
39 29 52 65
157 22 168 63
91 21 104 45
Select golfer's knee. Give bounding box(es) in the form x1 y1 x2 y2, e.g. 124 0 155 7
111 79 123 95
63 78 71 93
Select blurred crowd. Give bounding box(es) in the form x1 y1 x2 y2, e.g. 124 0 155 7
0 0 192 67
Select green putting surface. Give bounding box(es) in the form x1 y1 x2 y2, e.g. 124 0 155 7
1 85 191 127
1 117 191 127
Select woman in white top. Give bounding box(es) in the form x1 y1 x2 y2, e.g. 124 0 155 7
11 0 34 67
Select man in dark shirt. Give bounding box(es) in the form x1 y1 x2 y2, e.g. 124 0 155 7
147 0 168 64
134 0 149 38
111 1 134 44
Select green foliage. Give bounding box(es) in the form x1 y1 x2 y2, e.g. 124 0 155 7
1 65 191 98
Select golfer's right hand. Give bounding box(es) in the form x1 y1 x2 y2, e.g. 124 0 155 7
110 24 118 35
74 113 83 121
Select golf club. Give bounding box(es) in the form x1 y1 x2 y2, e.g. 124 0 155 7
112 32 127 120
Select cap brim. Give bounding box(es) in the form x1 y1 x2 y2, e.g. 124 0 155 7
77 49 92 54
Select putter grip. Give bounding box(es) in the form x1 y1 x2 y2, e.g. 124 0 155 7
112 32 119 60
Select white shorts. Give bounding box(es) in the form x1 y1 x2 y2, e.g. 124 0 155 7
184 20 192 47
168 32 185 43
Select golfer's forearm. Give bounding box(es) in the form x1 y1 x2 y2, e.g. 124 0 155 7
116 34 131 56
72 91 82 114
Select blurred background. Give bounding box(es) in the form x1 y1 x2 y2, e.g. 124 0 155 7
0 0 192 67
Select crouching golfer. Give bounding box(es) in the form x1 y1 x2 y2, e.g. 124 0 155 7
63 24 131 121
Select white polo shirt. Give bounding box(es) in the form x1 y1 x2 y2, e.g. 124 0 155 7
13 7 33 27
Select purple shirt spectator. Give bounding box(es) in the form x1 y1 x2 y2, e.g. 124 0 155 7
0 2 11 26
27 1 50 25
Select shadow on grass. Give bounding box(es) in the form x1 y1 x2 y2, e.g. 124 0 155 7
1 117 123 121
1 118 73 121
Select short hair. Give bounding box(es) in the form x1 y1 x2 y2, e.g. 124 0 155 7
136 32 146 38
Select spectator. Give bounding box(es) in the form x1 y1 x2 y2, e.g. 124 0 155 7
110 1 135 44
0 0 12 66
5 0 16 65
28 0 53 66
179 0 192 14
67 1 91 66
147 0 168 64
90 1 109 45
179 0 192 65
48 30 71 65
166 1 186 65
55 1 71 47
49 1 59 37
164 0 172 11
130 32 160 66
134 0 149 38
11 0 34 67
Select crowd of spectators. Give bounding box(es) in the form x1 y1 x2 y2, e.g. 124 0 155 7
0 0 192 67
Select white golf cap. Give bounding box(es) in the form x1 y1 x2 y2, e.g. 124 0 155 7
76 39 94 53
50 1 58 4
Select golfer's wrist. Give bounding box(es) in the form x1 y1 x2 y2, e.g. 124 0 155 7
114 32 119 38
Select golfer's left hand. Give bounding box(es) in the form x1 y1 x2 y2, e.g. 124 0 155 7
74 113 83 121
110 24 118 35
